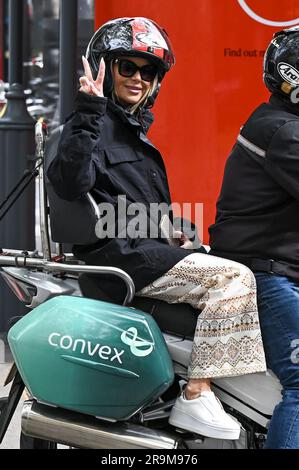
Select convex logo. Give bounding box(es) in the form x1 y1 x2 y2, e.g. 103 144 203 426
48 327 154 363
48 333 124 364
121 327 153 357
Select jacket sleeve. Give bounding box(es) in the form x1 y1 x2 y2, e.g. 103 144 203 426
47 91 108 201
266 120 299 201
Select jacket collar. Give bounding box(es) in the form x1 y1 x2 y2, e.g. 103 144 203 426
107 99 154 135
270 94 299 117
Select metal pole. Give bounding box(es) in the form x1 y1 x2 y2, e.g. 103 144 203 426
59 0 78 124
0 0 3 81
0 0 35 331
8 0 23 85
0 256 136 305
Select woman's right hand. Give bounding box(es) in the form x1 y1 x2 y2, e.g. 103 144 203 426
79 56 106 97
175 231 194 250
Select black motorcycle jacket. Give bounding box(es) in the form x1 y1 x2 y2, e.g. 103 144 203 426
209 94 299 281
47 91 203 293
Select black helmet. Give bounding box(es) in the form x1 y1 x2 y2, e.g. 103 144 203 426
264 25 299 101
85 17 175 106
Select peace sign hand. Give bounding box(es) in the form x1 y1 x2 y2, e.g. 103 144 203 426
79 56 106 97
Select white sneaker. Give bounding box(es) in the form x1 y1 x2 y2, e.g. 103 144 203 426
169 391 240 440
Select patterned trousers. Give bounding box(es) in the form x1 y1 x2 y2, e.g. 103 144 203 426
137 253 267 379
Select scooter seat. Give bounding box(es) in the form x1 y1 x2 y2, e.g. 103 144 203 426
78 273 198 340
132 297 198 340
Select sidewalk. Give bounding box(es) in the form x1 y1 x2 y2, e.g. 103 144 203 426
0 336 22 449
0 336 67 449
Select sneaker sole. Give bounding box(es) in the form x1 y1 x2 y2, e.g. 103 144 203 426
169 410 240 440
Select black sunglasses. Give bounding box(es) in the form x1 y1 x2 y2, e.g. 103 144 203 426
115 58 158 82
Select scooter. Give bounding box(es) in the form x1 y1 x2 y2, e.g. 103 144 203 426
0 122 282 450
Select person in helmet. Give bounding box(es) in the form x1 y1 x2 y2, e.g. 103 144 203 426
209 26 299 448
48 17 266 441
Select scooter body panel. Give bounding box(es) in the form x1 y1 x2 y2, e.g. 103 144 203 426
8 295 174 420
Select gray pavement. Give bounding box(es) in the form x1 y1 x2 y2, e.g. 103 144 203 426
0 336 67 450
0 338 23 449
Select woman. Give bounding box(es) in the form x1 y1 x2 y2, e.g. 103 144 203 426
47 17 266 440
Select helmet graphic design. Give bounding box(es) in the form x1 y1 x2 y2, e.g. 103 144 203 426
85 17 175 106
264 25 299 101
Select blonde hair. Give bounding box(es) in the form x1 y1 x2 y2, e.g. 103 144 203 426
110 59 159 114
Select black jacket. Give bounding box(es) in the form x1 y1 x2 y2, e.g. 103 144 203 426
48 92 203 292
209 94 299 280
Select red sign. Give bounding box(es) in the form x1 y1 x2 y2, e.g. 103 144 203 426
95 0 299 242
